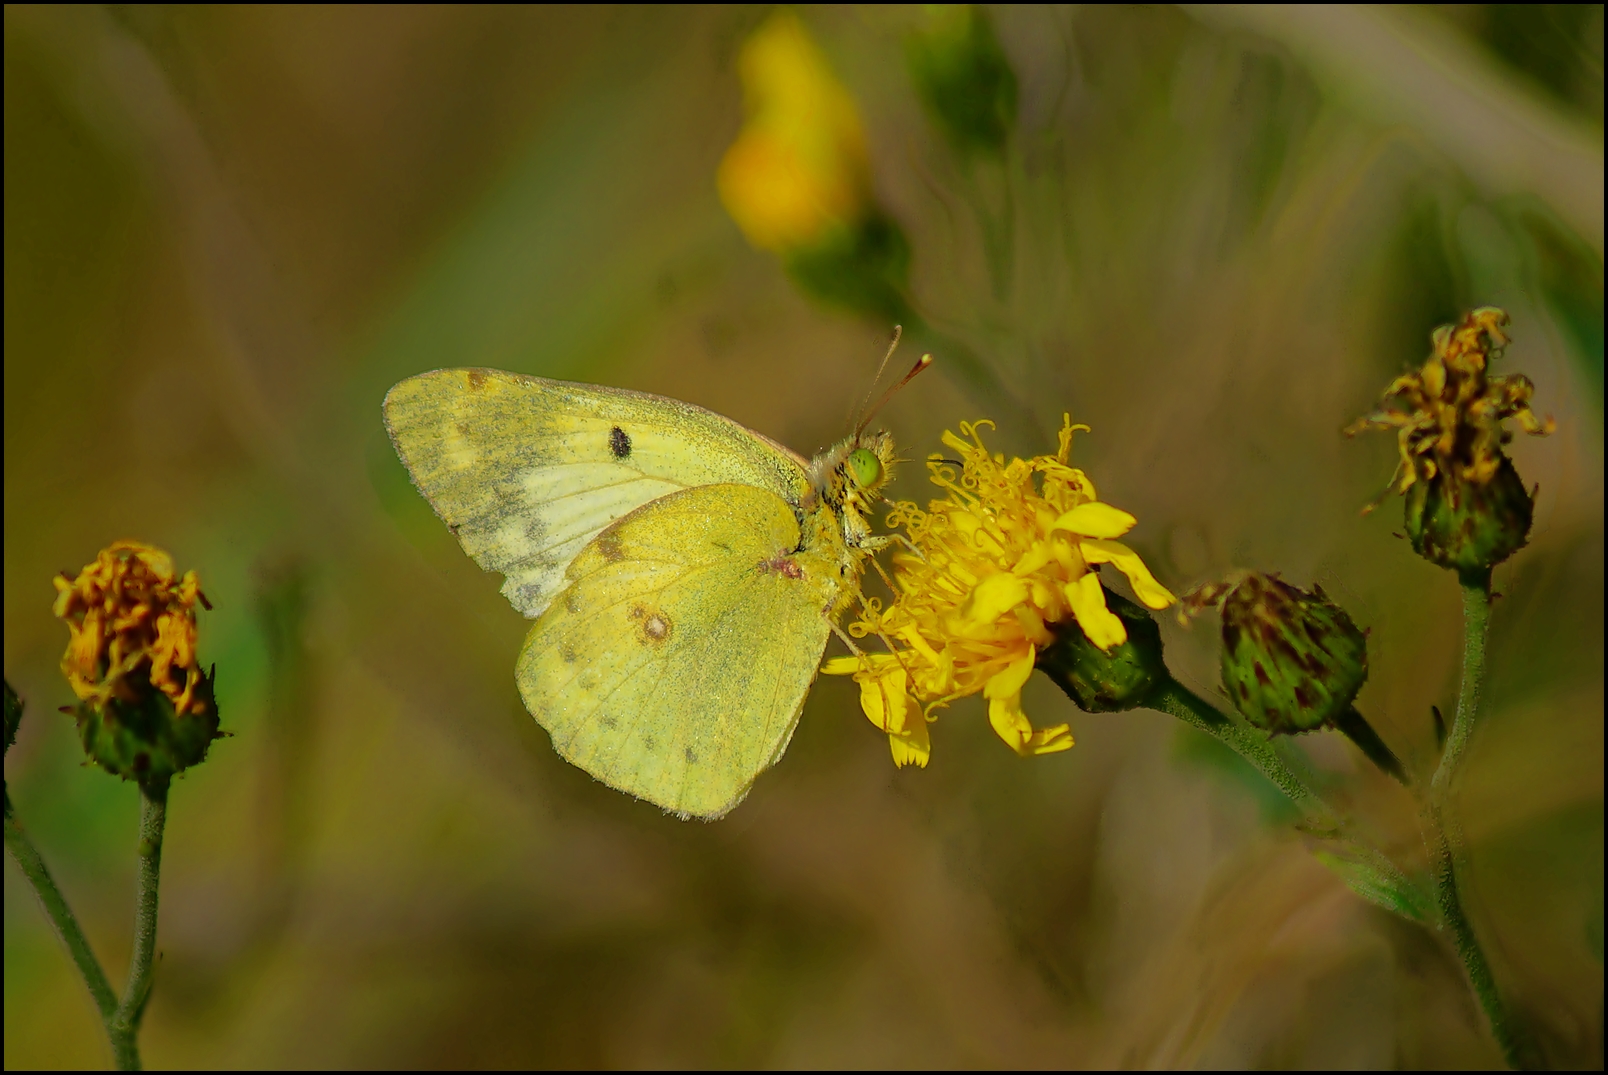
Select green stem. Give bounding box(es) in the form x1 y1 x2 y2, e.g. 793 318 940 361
1437 571 1492 791
1420 570 1534 1068
3 810 123 1035
1146 676 1338 831
106 779 168 1070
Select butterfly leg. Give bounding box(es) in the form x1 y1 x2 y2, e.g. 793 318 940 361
866 551 899 594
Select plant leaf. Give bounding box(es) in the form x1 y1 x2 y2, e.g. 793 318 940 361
1311 839 1438 926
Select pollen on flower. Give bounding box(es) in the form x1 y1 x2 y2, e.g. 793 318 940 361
54 541 212 716
824 416 1176 765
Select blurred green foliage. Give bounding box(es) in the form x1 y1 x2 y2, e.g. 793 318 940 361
1430 4 1605 128
5 5 1602 1068
905 5 1018 157
783 208 913 327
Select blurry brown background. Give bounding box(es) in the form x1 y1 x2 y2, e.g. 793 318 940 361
4 5 1601 1068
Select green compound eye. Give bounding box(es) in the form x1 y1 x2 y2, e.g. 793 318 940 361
847 447 883 490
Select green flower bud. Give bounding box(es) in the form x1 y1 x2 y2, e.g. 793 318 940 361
1404 455 1533 578
1038 583 1166 712
906 5 1018 157
1217 573 1367 734
68 667 220 785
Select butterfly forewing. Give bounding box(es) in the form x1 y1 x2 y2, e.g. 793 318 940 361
383 369 813 618
517 483 839 818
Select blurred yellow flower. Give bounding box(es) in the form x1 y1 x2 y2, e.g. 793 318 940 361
825 417 1176 767
54 540 212 716
717 9 872 251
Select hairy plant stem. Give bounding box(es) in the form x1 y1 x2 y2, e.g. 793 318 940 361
3 778 168 1070
1144 676 1338 832
4 810 124 1044
1420 571 1533 1068
108 778 169 1070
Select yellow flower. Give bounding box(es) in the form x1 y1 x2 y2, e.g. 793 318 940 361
1346 306 1553 503
825 417 1176 767
54 541 212 717
717 9 872 252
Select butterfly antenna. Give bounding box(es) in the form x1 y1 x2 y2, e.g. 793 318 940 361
850 326 904 431
856 351 933 437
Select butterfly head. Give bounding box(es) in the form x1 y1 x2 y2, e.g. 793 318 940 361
812 429 897 551
810 336 930 552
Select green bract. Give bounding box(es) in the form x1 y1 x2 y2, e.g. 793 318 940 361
1037 584 1166 712
70 669 221 785
1405 455 1534 577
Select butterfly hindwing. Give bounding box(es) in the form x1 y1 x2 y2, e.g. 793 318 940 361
517 483 841 818
383 368 813 618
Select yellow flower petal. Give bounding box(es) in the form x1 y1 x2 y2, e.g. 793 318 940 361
1078 539 1178 609
1010 541 1054 577
988 691 1034 756
983 647 1036 701
889 721 931 768
962 572 1028 626
853 664 911 734
1025 723 1074 755
821 655 862 675
983 651 1055 759
1052 502 1136 539
1066 572 1128 650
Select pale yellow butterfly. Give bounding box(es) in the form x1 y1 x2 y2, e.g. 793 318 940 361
383 354 926 818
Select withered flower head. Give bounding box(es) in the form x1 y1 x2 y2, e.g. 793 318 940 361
53 541 221 783
1347 308 1554 575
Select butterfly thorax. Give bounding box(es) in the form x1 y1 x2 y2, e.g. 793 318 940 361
808 429 896 555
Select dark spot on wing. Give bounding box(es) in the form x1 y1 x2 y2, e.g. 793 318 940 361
643 734 657 752
468 370 487 389
560 647 577 664
597 530 624 562
565 591 581 614
601 716 617 730
684 747 697 764
609 425 632 459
